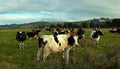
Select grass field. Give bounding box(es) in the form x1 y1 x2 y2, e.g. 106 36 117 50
0 28 120 69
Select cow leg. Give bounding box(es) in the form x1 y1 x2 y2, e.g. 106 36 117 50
22 42 24 49
64 47 72 66
96 40 99 46
93 40 97 46
19 42 24 49
43 52 50 63
63 52 65 59
36 48 42 61
19 42 22 49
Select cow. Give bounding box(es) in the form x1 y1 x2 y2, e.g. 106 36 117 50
109 28 117 33
16 31 26 49
109 28 120 33
116 28 120 33
90 28 104 46
53 28 69 35
109 30 117 33
26 29 40 38
77 27 85 40
36 34 79 66
65 27 85 43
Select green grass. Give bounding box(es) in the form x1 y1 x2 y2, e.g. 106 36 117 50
0 28 120 69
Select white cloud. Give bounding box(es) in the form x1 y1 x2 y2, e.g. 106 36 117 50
0 0 120 25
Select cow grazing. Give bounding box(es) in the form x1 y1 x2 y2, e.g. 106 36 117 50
36 34 79 66
109 28 120 33
33 29 41 35
16 31 26 49
27 29 40 38
109 30 117 33
53 28 69 35
116 28 120 33
65 28 85 43
90 28 104 46
109 28 117 33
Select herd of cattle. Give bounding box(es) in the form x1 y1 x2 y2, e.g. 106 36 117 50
16 27 105 66
16 29 41 49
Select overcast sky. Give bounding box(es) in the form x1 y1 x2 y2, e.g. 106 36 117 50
0 0 120 25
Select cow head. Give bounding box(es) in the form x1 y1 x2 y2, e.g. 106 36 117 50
96 30 104 35
68 35 79 46
17 31 26 39
38 37 47 48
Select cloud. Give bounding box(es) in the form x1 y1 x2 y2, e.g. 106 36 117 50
0 12 81 25
0 0 120 25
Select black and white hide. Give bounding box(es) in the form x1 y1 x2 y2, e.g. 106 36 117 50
109 30 117 33
36 34 79 66
109 28 117 33
117 28 120 33
26 29 40 38
90 29 104 46
16 31 26 49
77 28 85 40
109 28 120 33
53 29 69 35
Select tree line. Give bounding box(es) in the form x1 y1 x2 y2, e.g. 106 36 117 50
47 19 120 28
0 19 120 29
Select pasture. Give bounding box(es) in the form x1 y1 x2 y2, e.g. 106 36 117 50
0 28 120 69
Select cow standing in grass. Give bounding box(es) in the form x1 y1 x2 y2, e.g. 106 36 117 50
26 29 40 39
116 28 120 33
77 27 85 40
36 34 79 66
16 31 26 49
90 28 104 46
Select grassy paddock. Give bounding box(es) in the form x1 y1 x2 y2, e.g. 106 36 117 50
0 28 120 69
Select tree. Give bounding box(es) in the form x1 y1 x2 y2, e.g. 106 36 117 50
57 23 63 28
105 21 112 27
82 22 90 28
112 19 120 27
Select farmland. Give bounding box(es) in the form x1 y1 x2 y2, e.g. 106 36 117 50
0 28 120 69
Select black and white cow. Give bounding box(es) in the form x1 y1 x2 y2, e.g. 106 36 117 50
109 30 117 33
77 27 85 39
36 34 79 66
109 28 117 33
109 28 120 33
53 28 69 35
116 28 120 33
16 31 26 49
90 29 104 46
26 29 40 38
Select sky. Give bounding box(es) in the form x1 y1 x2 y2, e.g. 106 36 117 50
0 0 120 25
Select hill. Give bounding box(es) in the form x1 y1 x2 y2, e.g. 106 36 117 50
0 21 78 29
0 21 49 29
0 18 120 29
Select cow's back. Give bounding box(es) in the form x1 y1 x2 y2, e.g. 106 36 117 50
40 35 69 52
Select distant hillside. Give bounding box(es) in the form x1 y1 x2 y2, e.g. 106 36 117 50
0 18 120 29
0 21 74 29
0 21 49 29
